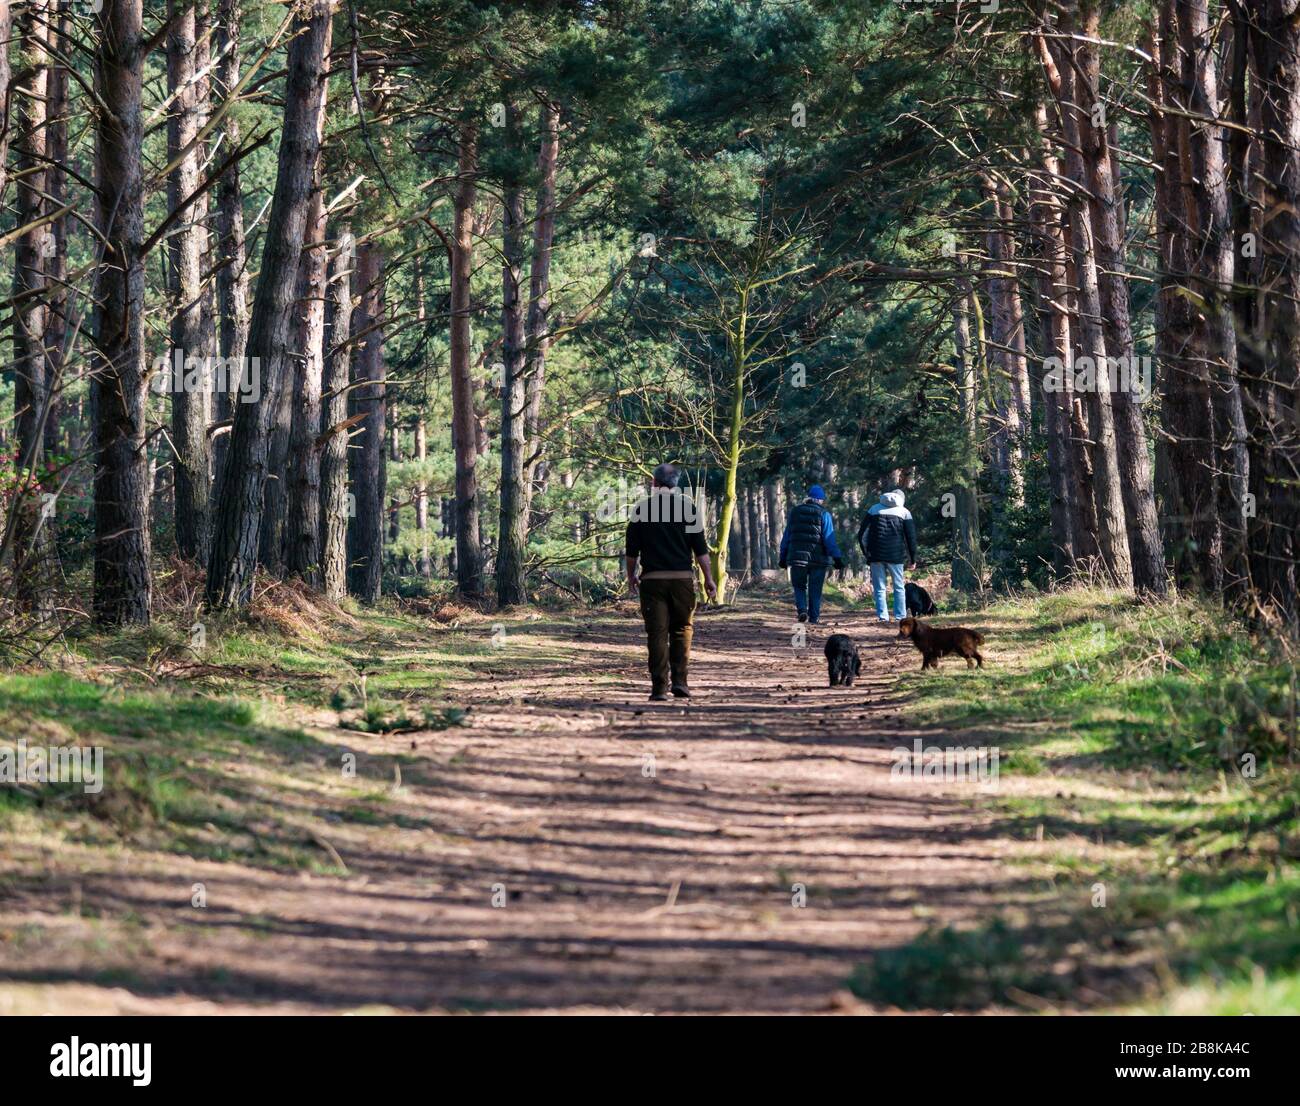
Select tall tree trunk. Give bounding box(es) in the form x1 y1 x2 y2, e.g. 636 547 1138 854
206 0 331 609
0 0 12 202
748 486 767 570
167 0 211 561
523 99 560 502
1244 0 1300 622
259 359 293 573
194 0 216 439
387 422 401 547
1077 6 1167 594
347 241 386 602
1030 95 1077 577
42 2 69 461
1049 8 1134 587
982 176 1028 505
764 478 784 558
286 179 328 583
727 496 745 573
1154 1 1222 588
709 298 749 605
319 223 354 602
445 496 457 574
12 0 53 611
952 272 985 592
1226 5 1261 592
1178 0 1251 599
1063 247 1104 565
212 0 250 479
414 418 431 576
93 0 152 624
496 103 529 607
450 123 484 597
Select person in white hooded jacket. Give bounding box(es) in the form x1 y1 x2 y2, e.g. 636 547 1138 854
856 489 918 622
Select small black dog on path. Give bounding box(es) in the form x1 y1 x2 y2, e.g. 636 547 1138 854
905 581 937 617
823 634 862 687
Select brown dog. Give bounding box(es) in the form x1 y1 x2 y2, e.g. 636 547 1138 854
898 616 984 670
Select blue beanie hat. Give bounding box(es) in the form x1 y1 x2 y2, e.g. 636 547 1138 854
808 485 826 501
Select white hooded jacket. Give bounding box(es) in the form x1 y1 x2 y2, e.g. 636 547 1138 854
857 490 918 564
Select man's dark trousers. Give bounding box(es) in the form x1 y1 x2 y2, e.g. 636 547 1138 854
790 564 828 622
639 577 697 692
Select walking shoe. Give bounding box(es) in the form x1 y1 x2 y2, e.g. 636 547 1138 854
671 684 691 698
649 688 668 702
796 613 808 623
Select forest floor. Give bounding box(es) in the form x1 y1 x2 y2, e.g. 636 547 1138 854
0 583 1296 1014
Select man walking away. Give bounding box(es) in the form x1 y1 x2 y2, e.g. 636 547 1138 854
626 464 717 701
778 485 844 625
857 489 917 623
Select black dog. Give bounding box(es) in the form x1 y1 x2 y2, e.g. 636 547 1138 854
823 634 862 687
905 581 937 617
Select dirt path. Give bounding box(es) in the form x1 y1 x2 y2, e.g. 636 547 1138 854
0 598 1033 1015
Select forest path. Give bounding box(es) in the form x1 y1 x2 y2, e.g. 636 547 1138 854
1 597 1033 1015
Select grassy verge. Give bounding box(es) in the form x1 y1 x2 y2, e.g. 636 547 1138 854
847 587 1300 1014
0 586 567 870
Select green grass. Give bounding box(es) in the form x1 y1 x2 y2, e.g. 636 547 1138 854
848 588 1300 1014
899 589 1296 774
0 601 485 866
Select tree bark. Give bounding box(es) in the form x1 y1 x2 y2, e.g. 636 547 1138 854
206 0 331 609
387 421 401 548
1077 4 1166 594
982 176 1028 505
1030 95 1077 577
951 272 985 592
764 478 784 559
213 0 250 480
320 223 354 602
450 123 484 597
414 418 431 576
347 241 386 602
167 0 212 562
1154 0 1222 589
42 1 69 461
748 486 767 570
496 103 529 607
286 179 328 583
1178 0 1251 599
523 99 560 502
12 0 53 611
1049 9 1134 587
93 0 152 624
0 0 12 201
1244 0 1300 622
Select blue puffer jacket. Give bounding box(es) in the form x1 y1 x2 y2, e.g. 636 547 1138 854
857 490 917 564
780 500 843 568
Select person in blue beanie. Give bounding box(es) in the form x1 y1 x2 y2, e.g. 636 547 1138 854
778 485 844 624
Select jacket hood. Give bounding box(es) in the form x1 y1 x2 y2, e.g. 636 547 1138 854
880 490 905 508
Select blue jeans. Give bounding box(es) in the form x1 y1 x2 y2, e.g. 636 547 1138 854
871 562 906 620
789 564 827 622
